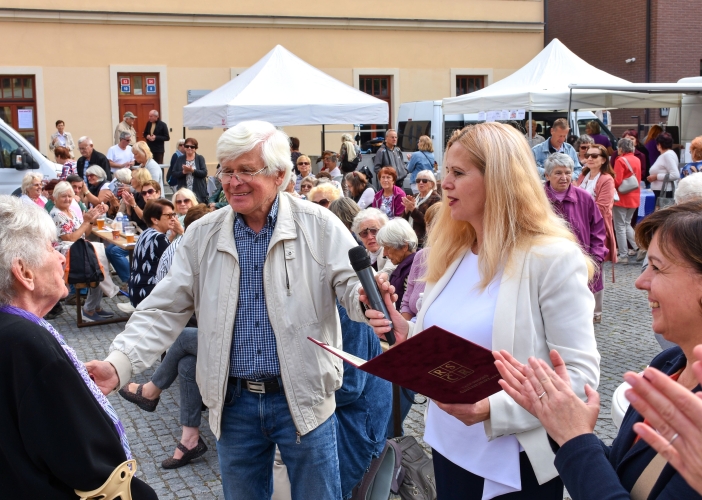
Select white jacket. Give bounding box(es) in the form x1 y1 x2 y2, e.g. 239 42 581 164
106 194 367 438
408 237 600 484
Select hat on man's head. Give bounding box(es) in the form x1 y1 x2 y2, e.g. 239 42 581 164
123 111 137 119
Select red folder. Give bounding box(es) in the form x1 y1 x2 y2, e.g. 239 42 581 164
308 326 502 404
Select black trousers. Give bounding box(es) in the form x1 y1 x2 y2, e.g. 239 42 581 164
433 448 564 500
152 151 164 164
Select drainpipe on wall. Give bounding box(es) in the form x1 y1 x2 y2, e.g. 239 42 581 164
645 0 652 124
543 0 548 46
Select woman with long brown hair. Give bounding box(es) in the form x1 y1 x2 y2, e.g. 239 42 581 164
575 143 617 322
363 122 600 500
644 124 663 167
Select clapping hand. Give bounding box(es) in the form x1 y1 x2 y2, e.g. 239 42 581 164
122 191 135 206
83 206 102 224
493 349 600 446
401 195 416 213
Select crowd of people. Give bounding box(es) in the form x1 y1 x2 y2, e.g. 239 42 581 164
3 115 702 500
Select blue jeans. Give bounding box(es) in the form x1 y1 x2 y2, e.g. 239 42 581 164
104 244 130 283
218 379 341 500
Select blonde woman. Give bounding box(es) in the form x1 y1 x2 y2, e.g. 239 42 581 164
121 167 152 231
306 183 340 209
406 135 435 194
173 187 199 224
132 141 164 194
363 122 600 500
20 172 47 208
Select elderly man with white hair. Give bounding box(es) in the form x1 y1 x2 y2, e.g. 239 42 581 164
86 120 369 500
76 136 111 181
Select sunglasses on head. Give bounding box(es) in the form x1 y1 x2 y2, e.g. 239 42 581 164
358 227 379 238
313 199 330 207
184 144 197 149
141 188 156 196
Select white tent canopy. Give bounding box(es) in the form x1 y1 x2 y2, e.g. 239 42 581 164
183 45 389 128
442 39 682 114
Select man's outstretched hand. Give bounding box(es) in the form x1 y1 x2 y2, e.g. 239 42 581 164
85 360 120 396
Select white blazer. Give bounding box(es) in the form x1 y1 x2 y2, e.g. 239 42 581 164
409 236 601 484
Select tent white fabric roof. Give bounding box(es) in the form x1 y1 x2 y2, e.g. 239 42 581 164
183 45 389 128
442 39 682 114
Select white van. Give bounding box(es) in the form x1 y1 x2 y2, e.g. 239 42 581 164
666 76 702 146
0 118 60 194
396 100 615 174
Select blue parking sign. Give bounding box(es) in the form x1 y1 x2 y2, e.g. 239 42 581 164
146 84 156 94
121 85 130 93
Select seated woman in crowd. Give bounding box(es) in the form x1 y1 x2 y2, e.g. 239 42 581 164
329 197 362 244
401 169 441 247
85 165 110 206
298 177 316 200
284 176 302 198
173 187 199 224
42 179 60 213
543 153 607 321
121 168 153 231
495 202 702 500
315 170 344 196
371 166 405 219
345 171 375 209
128 198 182 307
307 183 340 208
132 141 164 194
401 202 442 321
294 154 315 192
681 135 702 178
364 123 599 500
0 196 156 499
20 172 47 208
54 146 77 180
172 137 208 204
119 205 211 470
97 168 130 216
351 208 395 273
124 178 161 232
406 135 435 194
50 181 115 322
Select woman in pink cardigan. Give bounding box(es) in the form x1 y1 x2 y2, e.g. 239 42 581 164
371 166 405 219
575 144 617 323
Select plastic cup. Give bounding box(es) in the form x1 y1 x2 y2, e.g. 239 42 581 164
112 229 120 240
125 228 135 244
96 217 105 230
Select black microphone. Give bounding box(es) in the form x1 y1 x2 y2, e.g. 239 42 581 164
348 245 396 345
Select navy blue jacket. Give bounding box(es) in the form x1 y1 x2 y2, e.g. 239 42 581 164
554 347 702 499
335 303 392 498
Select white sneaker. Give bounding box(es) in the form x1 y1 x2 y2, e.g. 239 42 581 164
117 302 136 314
627 249 636 256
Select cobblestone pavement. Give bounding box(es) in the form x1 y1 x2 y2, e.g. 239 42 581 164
51 261 659 499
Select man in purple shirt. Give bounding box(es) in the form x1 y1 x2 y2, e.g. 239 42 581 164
543 153 607 323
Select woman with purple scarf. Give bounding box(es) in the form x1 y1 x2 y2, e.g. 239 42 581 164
543 153 608 323
0 195 156 499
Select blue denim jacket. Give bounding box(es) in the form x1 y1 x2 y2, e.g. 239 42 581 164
532 139 582 180
335 303 392 498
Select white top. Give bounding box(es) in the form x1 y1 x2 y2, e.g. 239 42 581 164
580 171 600 198
140 159 164 194
649 149 680 192
106 144 134 172
357 187 375 209
327 166 341 178
423 251 521 500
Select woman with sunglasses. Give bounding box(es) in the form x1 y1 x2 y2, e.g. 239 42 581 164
401 170 441 247
351 208 394 273
121 168 152 231
294 154 315 192
173 188 199 224
172 138 208 204
575 144 617 322
306 183 340 209
298 178 316 200
574 134 595 167
128 198 182 307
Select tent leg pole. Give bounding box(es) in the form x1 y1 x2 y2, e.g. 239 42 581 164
321 125 326 154
528 111 532 140
567 89 573 128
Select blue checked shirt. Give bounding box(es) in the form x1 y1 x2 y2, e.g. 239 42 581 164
229 196 281 380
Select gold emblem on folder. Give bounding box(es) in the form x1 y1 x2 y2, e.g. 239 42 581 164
428 361 474 383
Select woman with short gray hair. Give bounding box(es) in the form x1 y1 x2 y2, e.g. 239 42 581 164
0 195 157 499
612 137 643 263
574 134 595 166
351 208 393 272
376 218 418 310
20 172 47 208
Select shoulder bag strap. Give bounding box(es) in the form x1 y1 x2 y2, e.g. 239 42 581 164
629 453 668 500
621 157 634 177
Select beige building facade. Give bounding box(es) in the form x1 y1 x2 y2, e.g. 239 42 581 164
0 0 543 170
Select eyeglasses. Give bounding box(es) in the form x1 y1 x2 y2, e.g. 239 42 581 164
324 156 338 162
161 212 177 219
175 199 191 204
358 227 379 238
217 166 267 184
313 198 330 207
416 179 432 184
297 162 310 165
301 184 313 190
141 188 156 196
579 146 589 150
585 153 602 159
183 144 197 149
